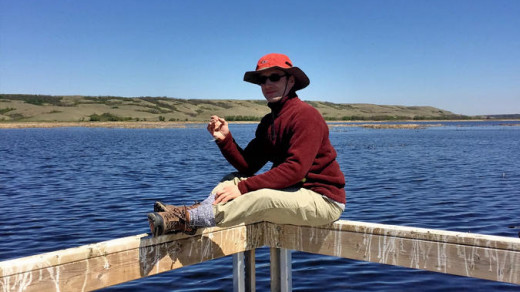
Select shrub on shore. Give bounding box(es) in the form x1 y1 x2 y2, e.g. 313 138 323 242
89 113 132 122
224 115 261 121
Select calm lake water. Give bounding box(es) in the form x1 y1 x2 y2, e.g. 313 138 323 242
1 121 519 291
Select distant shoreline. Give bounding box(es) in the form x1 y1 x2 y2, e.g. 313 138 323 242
0 121 197 129
1 120 519 129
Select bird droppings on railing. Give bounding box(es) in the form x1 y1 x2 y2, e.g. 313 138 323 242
1 221 519 291
266 221 520 285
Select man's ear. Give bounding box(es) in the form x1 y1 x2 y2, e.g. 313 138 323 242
289 75 296 86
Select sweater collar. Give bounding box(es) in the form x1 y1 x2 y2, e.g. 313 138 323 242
267 95 296 114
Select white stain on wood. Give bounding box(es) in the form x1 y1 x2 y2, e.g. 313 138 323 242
1 220 519 291
267 220 520 285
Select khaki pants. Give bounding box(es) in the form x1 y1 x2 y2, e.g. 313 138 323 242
212 173 344 227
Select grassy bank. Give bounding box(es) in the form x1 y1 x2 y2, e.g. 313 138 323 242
0 94 468 123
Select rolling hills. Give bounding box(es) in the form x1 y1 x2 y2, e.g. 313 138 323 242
0 94 466 123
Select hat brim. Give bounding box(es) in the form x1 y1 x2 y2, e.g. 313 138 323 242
243 66 309 91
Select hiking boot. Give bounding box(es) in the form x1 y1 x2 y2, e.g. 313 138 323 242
170 205 197 235
147 206 196 237
153 201 176 213
147 212 180 237
154 201 201 212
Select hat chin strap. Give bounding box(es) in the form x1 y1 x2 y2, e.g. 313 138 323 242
267 75 292 104
281 75 292 100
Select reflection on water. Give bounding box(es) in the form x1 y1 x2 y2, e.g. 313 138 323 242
1 121 519 291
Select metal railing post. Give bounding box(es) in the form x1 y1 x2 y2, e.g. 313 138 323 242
280 248 292 291
234 249 256 292
270 247 292 292
270 248 280 291
233 252 245 292
245 249 256 292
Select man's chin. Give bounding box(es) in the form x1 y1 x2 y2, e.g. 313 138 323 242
265 96 283 103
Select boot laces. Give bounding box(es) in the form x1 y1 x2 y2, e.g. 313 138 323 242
161 212 181 230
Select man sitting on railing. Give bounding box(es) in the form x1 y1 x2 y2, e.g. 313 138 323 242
147 53 346 236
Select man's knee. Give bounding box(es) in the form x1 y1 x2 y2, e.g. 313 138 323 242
219 172 249 182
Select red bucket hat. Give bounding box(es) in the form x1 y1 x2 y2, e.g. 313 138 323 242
243 53 310 91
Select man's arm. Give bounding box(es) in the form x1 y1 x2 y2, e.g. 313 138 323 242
209 115 269 175
237 108 326 193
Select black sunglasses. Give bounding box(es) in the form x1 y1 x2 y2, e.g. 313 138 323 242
258 73 287 84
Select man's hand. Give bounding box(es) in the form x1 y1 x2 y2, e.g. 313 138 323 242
207 115 230 141
213 184 242 204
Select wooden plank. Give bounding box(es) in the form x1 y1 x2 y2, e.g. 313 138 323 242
2 219 519 291
331 220 520 251
266 221 520 285
0 223 264 292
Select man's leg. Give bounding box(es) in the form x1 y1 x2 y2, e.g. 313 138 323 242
190 172 342 228
187 173 246 227
214 187 343 227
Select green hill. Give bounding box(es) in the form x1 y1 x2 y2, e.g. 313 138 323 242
0 94 466 122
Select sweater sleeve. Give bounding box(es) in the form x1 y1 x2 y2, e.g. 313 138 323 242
216 130 269 176
237 107 326 194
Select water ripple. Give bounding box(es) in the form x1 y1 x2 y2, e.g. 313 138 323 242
1 124 519 291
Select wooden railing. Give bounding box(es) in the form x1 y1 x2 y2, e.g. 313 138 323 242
1 220 519 291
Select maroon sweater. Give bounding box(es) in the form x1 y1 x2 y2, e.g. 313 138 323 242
216 96 346 204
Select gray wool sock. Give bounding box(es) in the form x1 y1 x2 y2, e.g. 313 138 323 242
200 192 216 206
188 203 215 227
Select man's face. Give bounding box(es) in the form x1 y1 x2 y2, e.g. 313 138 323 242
259 69 295 103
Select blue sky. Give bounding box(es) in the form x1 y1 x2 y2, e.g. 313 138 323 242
1 0 519 115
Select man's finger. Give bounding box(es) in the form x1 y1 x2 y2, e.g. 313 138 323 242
213 194 225 204
221 197 230 204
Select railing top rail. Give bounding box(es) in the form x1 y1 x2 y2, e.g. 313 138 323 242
1 220 519 291
329 220 520 251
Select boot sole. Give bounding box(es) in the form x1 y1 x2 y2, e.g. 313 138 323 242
154 201 177 212
147 213 164 237
154 201 168 212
